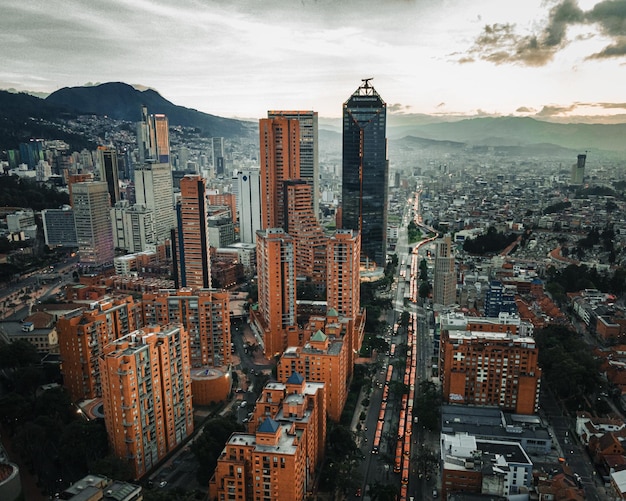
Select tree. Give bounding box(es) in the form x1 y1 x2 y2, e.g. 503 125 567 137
0 340 40 368
419 281 431 300
91 455 134 482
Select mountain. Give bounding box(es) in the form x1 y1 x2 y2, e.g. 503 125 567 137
387 116 626 153
0 90 96 150
45 82 251 138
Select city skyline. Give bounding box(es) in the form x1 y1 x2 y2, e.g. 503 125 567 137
2 0 626 121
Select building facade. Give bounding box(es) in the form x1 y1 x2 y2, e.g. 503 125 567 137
42 206 77 247
433 234 456 306
236 169 262 244
259 117 300 230
174 175 212 289
326 229 361 320
100 325 193 479
439 312 541 414
71 181 115 270
142 288 231 369
341 79 388 266
253 228 296 357
57 296 143 401
268 110 319 219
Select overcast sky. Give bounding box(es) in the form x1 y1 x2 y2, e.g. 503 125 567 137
1 0 625 120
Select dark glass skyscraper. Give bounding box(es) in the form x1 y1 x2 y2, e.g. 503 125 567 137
341 79 388 266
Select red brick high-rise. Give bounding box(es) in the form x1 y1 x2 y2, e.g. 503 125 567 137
259 117 300 230
439 312 541 414
100 324 193 479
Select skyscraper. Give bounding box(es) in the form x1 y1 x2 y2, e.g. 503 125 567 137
72 181 114 270
211 137 225 176
433 234 456 306
174 175 211 289
100 324 193 479
259 117 300 230
138 105 170 164
134 106 175 243
571 153 586 185
341 79 388 266
253 228 296 357
96 146 120 205
237 169 262 244
268 110 319 218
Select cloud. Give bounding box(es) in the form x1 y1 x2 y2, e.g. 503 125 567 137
461 0 626 66
516 106 536 113
388 103 412 113
536 104 579 116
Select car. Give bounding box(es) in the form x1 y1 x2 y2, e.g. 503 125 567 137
355 488 362 497
158 481 167 488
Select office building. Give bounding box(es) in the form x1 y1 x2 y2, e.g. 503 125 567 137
134 107 175 243
209 375 325 501
341 79 388 265
100 324 193 479
268 110 319 218
111 201 156 253
207 192 237 223
439 312 541 414
42 206 77 247
284 180 327 285
211 137 225 176
96 146 120 205
57 296 143 401
433 234 457 306
259 117 300 230
326 229 361 320
142 288 231 369
484 280 517 317
71 181 114 270
237 169 262 244
138 105 170 164
173 175 211 289
251 228 296 357
571 153 586 185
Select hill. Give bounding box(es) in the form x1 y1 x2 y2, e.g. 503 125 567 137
0 90 96 151
46 82 251 138
388 116 626 153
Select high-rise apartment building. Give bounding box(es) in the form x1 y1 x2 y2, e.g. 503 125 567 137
173 175 211 289
57 296 143 401
237 169 262 244
277 312 352 422
259 117 300 230
142 288 231 368
439 312 541 414
326 229 361 320
433 234 456 306
284 180 327 285
209 374 325 501
71 181 115 270
341 79 388 266
268 110 319 218
100 324 193 479
252 228 296 357
96 146 120 205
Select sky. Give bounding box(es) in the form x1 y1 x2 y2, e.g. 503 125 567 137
1 0 626 121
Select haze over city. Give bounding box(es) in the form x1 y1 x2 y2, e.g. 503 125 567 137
2 0 626 120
